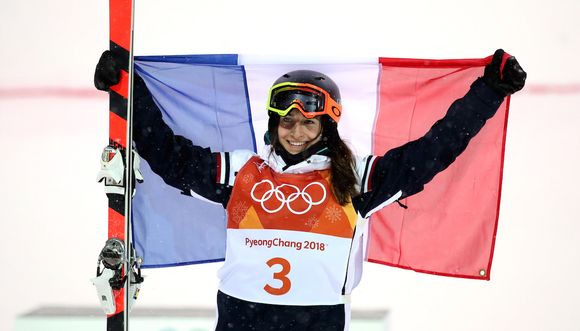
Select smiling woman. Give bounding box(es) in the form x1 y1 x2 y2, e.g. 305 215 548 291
263 70 359 206
277 110 323 155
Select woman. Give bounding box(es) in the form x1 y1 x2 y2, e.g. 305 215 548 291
95 49 526 330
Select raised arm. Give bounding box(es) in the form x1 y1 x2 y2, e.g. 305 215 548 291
94 51 232 206
354 50 526 217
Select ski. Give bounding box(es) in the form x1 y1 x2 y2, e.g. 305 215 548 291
91 1 142 331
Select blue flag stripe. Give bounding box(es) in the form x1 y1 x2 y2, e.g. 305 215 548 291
133 54 255 268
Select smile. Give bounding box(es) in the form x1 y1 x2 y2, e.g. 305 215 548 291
288 141 308 147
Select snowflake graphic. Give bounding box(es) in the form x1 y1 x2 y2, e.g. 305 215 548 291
242 173 254 184
325 206 342 224
231 201 248 224
305 216 320 228
254 161 268 173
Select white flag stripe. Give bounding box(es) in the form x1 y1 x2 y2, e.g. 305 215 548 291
243 64 380 156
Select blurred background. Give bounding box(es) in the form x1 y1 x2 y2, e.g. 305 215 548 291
1 0 579 330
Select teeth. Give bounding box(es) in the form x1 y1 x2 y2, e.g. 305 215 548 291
288 141 306 146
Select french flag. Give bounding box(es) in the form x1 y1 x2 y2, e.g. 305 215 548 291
132 53 508 280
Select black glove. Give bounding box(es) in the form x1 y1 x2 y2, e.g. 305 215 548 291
483 49 527 97
94 50 122 91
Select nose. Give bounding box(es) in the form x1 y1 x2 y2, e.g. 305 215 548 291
289 122 306 137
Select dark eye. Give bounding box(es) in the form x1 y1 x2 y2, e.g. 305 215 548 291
281 117 293 123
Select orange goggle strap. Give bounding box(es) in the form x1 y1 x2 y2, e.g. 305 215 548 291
267 82 342 123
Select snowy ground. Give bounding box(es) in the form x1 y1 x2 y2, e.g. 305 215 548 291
1 0 579 330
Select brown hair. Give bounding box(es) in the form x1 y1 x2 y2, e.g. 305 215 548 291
321 118 358 205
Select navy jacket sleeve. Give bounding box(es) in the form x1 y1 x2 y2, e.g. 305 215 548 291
353 78 505 217
132 73 232 207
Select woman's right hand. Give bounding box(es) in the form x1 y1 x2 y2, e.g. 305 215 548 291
94 50 121 91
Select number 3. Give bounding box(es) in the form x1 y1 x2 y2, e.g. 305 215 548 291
264 257 291 295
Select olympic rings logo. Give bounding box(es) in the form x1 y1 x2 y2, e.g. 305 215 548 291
250 179 327 215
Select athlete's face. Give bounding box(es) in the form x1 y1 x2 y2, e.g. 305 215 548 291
277 110 322 155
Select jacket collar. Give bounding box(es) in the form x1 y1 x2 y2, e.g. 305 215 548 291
259 145 331 174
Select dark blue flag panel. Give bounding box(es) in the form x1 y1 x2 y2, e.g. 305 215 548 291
133 55 256 268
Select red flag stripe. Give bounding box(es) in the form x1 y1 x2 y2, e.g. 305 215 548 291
369 62 507 279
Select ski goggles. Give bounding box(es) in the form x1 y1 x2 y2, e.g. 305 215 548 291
267 82 342 123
